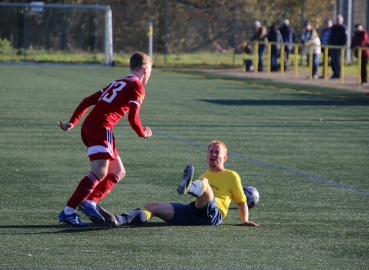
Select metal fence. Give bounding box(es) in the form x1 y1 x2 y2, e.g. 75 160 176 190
0 0 367 65
244 41 368 85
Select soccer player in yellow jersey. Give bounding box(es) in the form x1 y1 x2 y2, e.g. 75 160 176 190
97 140 260 227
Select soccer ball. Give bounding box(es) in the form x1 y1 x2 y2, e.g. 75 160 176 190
243 186 260 209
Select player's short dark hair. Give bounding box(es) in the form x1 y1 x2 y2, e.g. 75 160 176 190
130 52 153 71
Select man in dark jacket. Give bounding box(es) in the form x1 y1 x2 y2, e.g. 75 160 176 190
279 19 296 70
251 21 268 72
329 15 348 79
319 18 333 78
351 24 369 85
268 23 283 71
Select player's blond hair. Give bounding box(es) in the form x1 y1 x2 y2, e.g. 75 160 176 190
130 52 153 71
208 140 228 155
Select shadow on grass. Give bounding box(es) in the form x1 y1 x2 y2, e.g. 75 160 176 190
199 99 369 106
0 222 255 234
0 222 170 232
0 224 112 233
164 68 368 91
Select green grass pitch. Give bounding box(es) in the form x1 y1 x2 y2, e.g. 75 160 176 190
0 65 368 269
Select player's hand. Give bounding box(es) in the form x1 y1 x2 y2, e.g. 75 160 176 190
58 121 74 131
143 126 152 138
242 220 260 227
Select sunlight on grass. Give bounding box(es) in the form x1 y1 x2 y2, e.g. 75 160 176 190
0 65 368 269
0 48 363 76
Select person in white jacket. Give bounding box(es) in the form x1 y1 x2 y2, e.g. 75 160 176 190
302 21 321 79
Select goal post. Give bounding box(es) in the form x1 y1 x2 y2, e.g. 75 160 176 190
0 2 113 65
105 7 113 66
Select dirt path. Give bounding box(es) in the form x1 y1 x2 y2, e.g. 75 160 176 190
198 68 369 94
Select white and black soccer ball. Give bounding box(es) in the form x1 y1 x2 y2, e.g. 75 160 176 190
243 186 260 209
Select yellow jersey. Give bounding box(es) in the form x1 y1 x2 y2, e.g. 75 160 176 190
200 169 246 218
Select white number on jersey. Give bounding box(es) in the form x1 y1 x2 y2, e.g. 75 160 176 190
99 81 127 103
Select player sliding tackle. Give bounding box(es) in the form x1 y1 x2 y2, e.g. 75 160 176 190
57 52 153 227
95 140 260 227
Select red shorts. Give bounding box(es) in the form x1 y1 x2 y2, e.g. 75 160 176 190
81 122 119 161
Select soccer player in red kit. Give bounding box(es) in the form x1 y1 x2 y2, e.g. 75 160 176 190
57 52 153 227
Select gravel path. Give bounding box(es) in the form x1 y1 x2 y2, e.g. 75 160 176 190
197 68 369 94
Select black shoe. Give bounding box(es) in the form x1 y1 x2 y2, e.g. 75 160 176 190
177 164 194 195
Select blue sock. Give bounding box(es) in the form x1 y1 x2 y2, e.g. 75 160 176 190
188 180 205 197
116 208 147 225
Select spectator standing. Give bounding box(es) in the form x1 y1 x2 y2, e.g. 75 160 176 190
251 21 268 72
302 21 321 79
351 24 369 85
319 18 333 78
301 23 311 65
329 15 348 79
267 23 283 71
279 19 296 70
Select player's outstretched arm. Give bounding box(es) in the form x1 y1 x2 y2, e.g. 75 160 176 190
127 102 152 138
57 121 74 132
238 202 260 227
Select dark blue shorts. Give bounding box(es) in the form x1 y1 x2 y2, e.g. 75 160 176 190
168 199 222 226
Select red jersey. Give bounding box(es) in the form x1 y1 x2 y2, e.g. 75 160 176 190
68 75 146 137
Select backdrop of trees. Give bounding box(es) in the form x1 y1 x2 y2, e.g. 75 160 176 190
0 0 335 54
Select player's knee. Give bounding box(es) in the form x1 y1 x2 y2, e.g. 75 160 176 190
201 179 213 196
144 202 157 211
93 169 108 180
200 177 209 184
115 168 126 181
144 202 165 214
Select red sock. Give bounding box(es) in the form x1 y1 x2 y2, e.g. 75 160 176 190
87 172 120 204
66 172 100 209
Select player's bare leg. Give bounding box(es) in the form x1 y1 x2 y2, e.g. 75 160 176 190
90 159 110 179
97 202 170 227
143 202 175 222
193 178 214 209
108 156 126 179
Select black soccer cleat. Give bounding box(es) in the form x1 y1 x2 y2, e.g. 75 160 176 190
177 164 194 195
